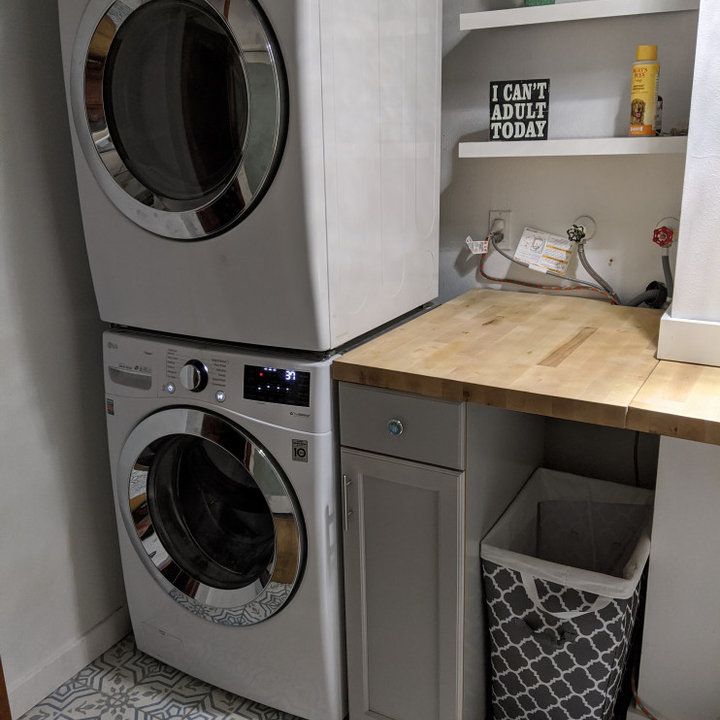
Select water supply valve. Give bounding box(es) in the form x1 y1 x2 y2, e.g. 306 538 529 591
567 224 586 244
567 216 597 245
652 226 675 248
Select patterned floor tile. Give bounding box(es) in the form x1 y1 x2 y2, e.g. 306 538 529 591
54 690 134 720
118 654 184 688
92 667 175 711
21 635 302 720
20 687 163 720
233 699 302 720
141 674 213 720
196 686 245 717
97 636 139 668
71 658 118 695
163 675 212 707
19 685 98 720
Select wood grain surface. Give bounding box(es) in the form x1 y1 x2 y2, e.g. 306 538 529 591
0 657 11 720
334 289 662 429
628 361 720 444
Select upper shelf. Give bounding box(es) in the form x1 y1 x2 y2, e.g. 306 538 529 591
458 136 688 158
459 0 700 31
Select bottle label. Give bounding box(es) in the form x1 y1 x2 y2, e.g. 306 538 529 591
630 63 660 137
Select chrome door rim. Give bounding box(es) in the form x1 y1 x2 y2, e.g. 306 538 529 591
117 408 305 626
71 0 288 240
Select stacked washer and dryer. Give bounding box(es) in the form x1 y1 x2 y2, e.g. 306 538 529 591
58 1 441 718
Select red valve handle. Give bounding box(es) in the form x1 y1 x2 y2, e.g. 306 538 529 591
653 226 675 248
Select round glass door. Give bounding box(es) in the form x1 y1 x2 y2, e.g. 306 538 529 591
74 0 287 240
119 409 305 626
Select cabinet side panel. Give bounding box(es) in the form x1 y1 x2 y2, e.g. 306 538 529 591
636 436 720 719
322 0 441 347
464 406 545 720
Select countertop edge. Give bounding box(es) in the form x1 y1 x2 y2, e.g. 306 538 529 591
626 405 720 446
333 363 629 430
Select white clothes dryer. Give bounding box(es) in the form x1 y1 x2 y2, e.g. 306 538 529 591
103 329 345 719
59 0 442 351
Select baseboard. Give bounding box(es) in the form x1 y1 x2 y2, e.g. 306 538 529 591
657 307 720 366
8 606 130 718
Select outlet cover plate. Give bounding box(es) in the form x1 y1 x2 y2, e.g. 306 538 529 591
489 210 512 250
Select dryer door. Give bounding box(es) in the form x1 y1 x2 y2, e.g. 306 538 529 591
72 0 287 240
117 408 305 626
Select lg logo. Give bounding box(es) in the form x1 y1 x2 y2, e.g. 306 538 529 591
292 440 309 463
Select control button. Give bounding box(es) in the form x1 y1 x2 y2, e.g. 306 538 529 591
179 360 209 392
387 418 404 437
215 390 226 403
165 383 176 395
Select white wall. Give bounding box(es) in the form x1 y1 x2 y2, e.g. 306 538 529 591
656 1 720 365
440 1 698 304
670 1 720 323
0 2 128 715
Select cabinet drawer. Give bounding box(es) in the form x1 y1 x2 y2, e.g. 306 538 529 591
339 383 465 470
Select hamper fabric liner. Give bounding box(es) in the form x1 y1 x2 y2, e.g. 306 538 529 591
481 468 654 720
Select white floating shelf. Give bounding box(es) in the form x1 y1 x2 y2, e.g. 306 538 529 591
458 136 688 158
460 0 699 31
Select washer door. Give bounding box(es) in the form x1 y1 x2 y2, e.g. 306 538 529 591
118 408 305 626
72 0 287 240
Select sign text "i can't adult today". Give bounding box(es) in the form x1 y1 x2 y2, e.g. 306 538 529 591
489 79 550 141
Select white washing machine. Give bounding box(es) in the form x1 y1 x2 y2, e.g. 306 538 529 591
58 0 442 351
103 329 345 720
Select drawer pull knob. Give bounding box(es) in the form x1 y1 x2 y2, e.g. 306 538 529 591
387 419 404 437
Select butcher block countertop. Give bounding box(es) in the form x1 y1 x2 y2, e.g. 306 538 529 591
333 289 720 444
627 362 720 445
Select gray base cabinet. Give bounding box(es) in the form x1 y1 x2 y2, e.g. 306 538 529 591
341 449 464 720
339 382 545 720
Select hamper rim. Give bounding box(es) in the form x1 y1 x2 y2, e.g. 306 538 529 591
480 467 654 600
481 533 650 600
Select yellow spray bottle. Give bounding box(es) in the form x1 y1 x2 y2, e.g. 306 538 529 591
630 45 660 136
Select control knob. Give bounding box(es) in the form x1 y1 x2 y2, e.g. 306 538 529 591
179 360 208 392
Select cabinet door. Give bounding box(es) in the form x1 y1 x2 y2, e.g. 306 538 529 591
341 449 464 720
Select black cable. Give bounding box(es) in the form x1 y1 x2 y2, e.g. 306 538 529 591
633 431 641 487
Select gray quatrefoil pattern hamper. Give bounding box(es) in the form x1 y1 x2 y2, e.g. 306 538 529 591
481 469 654 720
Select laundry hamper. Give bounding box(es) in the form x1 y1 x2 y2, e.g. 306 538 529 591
481 469 653 720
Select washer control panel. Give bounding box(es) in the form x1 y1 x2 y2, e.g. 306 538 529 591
103 330 335 433
166 348 228 391
179 360 209 393
243 365 311 407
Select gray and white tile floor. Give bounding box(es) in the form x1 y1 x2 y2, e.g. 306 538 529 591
20 636 300 720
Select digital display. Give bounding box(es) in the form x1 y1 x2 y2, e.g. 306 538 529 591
243 365 311 407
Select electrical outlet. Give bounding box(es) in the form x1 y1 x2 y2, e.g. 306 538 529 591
489 210 512 250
